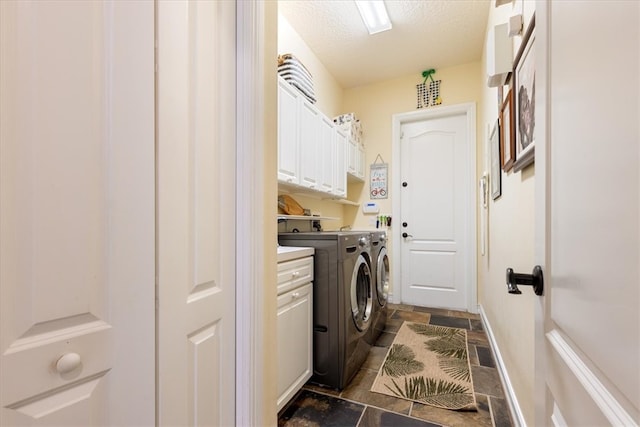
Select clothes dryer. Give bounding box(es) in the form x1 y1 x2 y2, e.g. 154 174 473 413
367 230 389 345
278 231 373 390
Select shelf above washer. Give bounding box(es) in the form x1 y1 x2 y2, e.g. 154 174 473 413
277 215 340 221
321 198 360 206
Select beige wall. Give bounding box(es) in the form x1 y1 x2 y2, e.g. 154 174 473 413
479 1 536 425
275 3 538 424
277 13 344 119
277 12 348 225
342 62 483 230
341 62 483 292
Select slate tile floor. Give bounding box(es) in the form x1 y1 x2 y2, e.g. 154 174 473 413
278 304 514 427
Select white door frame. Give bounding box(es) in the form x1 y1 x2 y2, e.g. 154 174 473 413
391 103 477 313
236 1 266 424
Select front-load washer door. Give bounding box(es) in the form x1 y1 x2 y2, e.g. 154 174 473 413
350 254 373 331
376 247 389 306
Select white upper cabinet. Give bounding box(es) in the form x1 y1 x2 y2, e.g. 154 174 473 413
298 101 321 190
278 78 300 184
357 143 366 180
347 139 365 182
346 137 357 176
318 115 335 194
334 129 348 198
277 76 359 198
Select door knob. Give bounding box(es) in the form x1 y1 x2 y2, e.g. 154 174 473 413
506 266 544 296
402 232 413 238
402 182 408 187
56 352 82 374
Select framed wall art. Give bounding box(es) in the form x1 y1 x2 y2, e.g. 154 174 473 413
513 14 535 172
490 120 501 200
500 88 515 172
370 160 388 199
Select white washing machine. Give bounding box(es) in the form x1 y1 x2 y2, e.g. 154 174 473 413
278 231 373 390
367 230 389 345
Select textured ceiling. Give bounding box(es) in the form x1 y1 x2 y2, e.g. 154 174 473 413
279 0 491 89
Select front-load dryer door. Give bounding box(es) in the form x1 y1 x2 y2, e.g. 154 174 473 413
350 254 373 331
376 247 389 306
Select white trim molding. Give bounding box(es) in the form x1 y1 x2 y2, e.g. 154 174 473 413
236 0 265 425
479 305 526 427
391 103 477 313
546 330 637 426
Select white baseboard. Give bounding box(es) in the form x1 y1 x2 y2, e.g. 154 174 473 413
479 305 527 427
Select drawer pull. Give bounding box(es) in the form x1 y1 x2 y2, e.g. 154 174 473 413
292 292 300 299
291 271 300 277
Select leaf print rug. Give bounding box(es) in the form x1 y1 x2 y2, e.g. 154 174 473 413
370 321 477 411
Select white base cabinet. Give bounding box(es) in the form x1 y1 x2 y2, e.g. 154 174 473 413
276 253 314 412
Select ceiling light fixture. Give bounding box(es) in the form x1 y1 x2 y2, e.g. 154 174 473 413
355 1 392 35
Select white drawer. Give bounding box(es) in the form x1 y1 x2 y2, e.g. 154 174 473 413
277 256 313 295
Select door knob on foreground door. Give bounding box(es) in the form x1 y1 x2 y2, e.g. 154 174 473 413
56 352 82 374
402 232 413 238
506 266 544 296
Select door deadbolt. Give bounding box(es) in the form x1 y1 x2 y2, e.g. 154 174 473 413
402 182 408 187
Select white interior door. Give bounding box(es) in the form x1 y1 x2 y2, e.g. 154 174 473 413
0 1 155 425
396 106 475 311
535 1 639 424
157 1 236 425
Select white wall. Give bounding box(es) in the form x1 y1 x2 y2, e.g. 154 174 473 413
479 1 536 425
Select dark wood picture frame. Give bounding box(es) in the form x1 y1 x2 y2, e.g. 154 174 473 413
513 14 535 172
490 119 501 200
500 88 515 172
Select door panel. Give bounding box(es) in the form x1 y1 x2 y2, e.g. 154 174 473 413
537 1 639 424
157 1 236 426
400 114 469 310
1 1 154 425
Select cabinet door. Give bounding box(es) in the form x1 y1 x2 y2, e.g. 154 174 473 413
298 101 320 190
319 115 335 194
277 79 299 184
277 283 313 411
333 130 347 198
346 137 357 176
357 143 366 179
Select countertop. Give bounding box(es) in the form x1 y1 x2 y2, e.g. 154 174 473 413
277 246 314 263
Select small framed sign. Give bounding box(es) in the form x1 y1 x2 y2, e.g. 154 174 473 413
370 162 388 199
